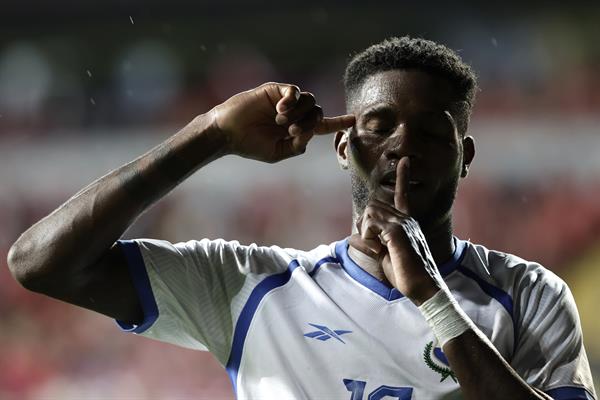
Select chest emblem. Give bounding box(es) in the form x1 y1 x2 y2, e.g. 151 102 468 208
303 323 352 344
423 341 457 383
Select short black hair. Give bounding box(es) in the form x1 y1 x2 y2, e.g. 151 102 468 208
344 36 478 135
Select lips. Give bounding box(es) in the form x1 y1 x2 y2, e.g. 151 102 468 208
380 170 422 188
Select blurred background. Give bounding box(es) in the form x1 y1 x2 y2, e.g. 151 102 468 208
1 1 599 398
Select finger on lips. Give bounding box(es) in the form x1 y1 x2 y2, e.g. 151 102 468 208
394 157 411 214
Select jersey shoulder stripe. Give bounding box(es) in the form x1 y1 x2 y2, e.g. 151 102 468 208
456 263 514 320
546 386 596 400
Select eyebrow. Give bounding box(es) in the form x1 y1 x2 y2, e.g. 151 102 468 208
361 103 457 122
360 104 396 121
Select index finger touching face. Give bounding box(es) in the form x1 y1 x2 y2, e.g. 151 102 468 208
394 156 411 215
314 114 356 135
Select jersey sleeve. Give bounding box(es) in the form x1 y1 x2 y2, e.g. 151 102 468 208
511 265 596 399
114 238 291 364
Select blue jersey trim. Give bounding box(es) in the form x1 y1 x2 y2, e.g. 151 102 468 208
225 259 300 393
114 240 159 334
545 386 596 400
455 264 514 320
225 255 341 393
455 263 519 344
310 256 339 277
334 237 467 302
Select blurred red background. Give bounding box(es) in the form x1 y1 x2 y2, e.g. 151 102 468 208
1 1 599 398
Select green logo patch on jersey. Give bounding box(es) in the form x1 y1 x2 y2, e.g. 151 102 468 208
423 341 457 383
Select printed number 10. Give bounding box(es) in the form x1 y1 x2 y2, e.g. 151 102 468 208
344 379 413 400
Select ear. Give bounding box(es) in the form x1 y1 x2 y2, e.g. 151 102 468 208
334 130 349 170
461 135 475 178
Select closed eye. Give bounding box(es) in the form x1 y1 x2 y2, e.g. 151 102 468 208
363 120 395 135
369 127 393 135
418 113 455 139
360 106 397 135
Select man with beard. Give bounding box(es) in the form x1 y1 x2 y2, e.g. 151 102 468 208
8 37 596 399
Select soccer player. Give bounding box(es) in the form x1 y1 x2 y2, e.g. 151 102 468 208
8 37 596 399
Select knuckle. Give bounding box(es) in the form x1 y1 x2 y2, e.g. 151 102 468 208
301 91 316 104
390 216 403 225
364 218 378 231
262 82 278 88
288 85 301 97
315 105 323 118
366 201 381 212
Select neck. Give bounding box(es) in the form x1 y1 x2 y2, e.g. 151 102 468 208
420 217 455 266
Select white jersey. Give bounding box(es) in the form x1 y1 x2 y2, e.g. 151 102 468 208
116 237 596 400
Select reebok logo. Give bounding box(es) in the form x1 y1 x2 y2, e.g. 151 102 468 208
303 323 352 344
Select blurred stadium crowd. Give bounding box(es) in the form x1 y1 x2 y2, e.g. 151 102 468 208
1 2 599 398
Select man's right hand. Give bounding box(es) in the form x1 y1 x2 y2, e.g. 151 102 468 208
213 82 355 163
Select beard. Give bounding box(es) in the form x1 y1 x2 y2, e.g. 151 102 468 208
350 168 371 224
349 165 459 232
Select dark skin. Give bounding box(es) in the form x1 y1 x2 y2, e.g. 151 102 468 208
7 83 354 323
8 74 550 399
340 70 471 295
338 69 551 399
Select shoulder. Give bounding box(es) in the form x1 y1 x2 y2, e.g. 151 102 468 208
458 240 570 307
130 237 337 276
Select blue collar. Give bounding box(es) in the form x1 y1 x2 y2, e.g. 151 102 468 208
334 236 467 302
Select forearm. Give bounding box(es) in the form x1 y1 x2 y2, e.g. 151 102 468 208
416 289 550 400
444 329 551 400
8 110 226 288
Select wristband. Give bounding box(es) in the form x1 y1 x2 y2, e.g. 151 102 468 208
418 289 475 347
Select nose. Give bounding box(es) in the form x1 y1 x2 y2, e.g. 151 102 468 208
382 123 421 161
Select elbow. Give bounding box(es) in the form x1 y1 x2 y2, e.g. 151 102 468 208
7 238 48 292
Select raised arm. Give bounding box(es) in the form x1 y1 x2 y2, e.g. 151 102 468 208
6 82 355 325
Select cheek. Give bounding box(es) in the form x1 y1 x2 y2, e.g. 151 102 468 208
348 135 384 170
429 154 462 188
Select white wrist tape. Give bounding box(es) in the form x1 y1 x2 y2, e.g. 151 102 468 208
418 289 475 347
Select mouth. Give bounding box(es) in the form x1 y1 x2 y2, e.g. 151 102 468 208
379 171 422 191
